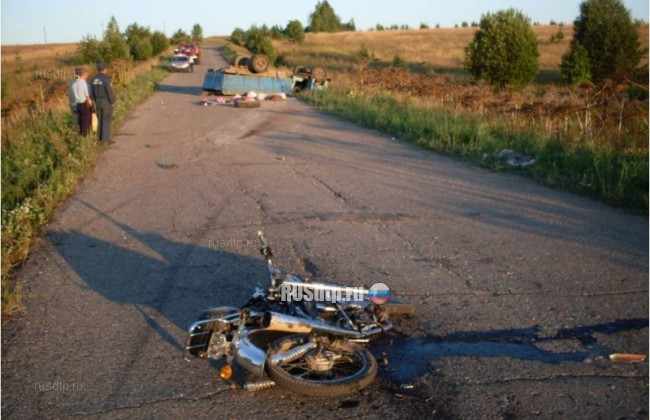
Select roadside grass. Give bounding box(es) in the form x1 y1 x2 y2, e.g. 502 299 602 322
301 89 648 212
1 57 171 318
218 44 238 65
218 43 251 66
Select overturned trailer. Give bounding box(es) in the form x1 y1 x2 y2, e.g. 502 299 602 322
203 54 329 96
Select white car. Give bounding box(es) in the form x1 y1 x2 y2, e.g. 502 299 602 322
171 54 192 73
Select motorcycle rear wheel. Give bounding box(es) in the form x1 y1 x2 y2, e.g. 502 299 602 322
265 334 377 397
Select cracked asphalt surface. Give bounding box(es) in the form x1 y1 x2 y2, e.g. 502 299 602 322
2 46 648 419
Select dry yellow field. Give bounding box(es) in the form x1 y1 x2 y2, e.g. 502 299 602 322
1 42 169 118
1 43 79 115
275 25 649 81
1 43 77 61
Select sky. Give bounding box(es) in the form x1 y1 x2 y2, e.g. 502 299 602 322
1 0 648 45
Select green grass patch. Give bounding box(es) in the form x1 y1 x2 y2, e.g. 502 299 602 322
217 44 238 65
1 62 170 317
301 89 648 213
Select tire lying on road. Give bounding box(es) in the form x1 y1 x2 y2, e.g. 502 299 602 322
234 100 261 109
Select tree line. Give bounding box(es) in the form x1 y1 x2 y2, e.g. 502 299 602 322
231 0 643 89
76 17 204 64
230 0 353 65
464 0 643 87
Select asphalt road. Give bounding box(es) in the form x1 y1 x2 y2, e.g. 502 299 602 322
2 46 648 419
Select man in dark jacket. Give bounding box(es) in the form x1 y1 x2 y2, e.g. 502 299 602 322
90 62 116 143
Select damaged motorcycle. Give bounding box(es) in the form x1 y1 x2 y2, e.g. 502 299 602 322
184 231 415 397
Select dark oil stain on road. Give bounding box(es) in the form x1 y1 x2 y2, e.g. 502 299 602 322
373 318 649 382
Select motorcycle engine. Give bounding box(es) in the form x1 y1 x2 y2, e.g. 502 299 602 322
207 332 229 359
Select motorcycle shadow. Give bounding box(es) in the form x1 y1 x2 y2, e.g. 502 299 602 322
49 205 265 352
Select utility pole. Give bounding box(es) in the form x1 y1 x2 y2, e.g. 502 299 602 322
43 26 47 45
163 19 166 35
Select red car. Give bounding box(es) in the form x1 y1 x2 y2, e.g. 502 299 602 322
177 42 202 65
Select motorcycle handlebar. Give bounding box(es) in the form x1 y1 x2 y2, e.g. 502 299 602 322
257 230 268 247
258 230 273 259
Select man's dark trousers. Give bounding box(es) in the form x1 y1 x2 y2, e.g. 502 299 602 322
76 102 92 136
96 104 112 143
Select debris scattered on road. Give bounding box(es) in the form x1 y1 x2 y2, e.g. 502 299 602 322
400 384 415 389
201 97 227 106
145 143 162 149
200 91 286 108
609 353 646 364
156 162 179 170
483 149 536 168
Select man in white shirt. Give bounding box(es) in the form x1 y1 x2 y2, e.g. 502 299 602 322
70 68 93 136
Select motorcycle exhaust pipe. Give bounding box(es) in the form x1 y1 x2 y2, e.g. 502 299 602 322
244 380 276 392
268 341 317 366
262 311 384 339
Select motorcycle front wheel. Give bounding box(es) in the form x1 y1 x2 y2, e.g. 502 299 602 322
265 334 377 397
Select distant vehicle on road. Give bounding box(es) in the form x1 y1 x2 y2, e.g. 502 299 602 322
178 42 201 64
170 54 192 73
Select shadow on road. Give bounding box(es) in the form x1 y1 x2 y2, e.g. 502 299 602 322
48 200 263 350
373 318 649 381
156 83 204 96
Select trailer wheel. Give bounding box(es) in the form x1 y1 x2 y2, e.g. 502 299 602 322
293 66 309 77
249 54 270 73
233 55 250 67
311 67 327 83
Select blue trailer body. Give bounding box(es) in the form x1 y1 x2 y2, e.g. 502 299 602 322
203 70 294 95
